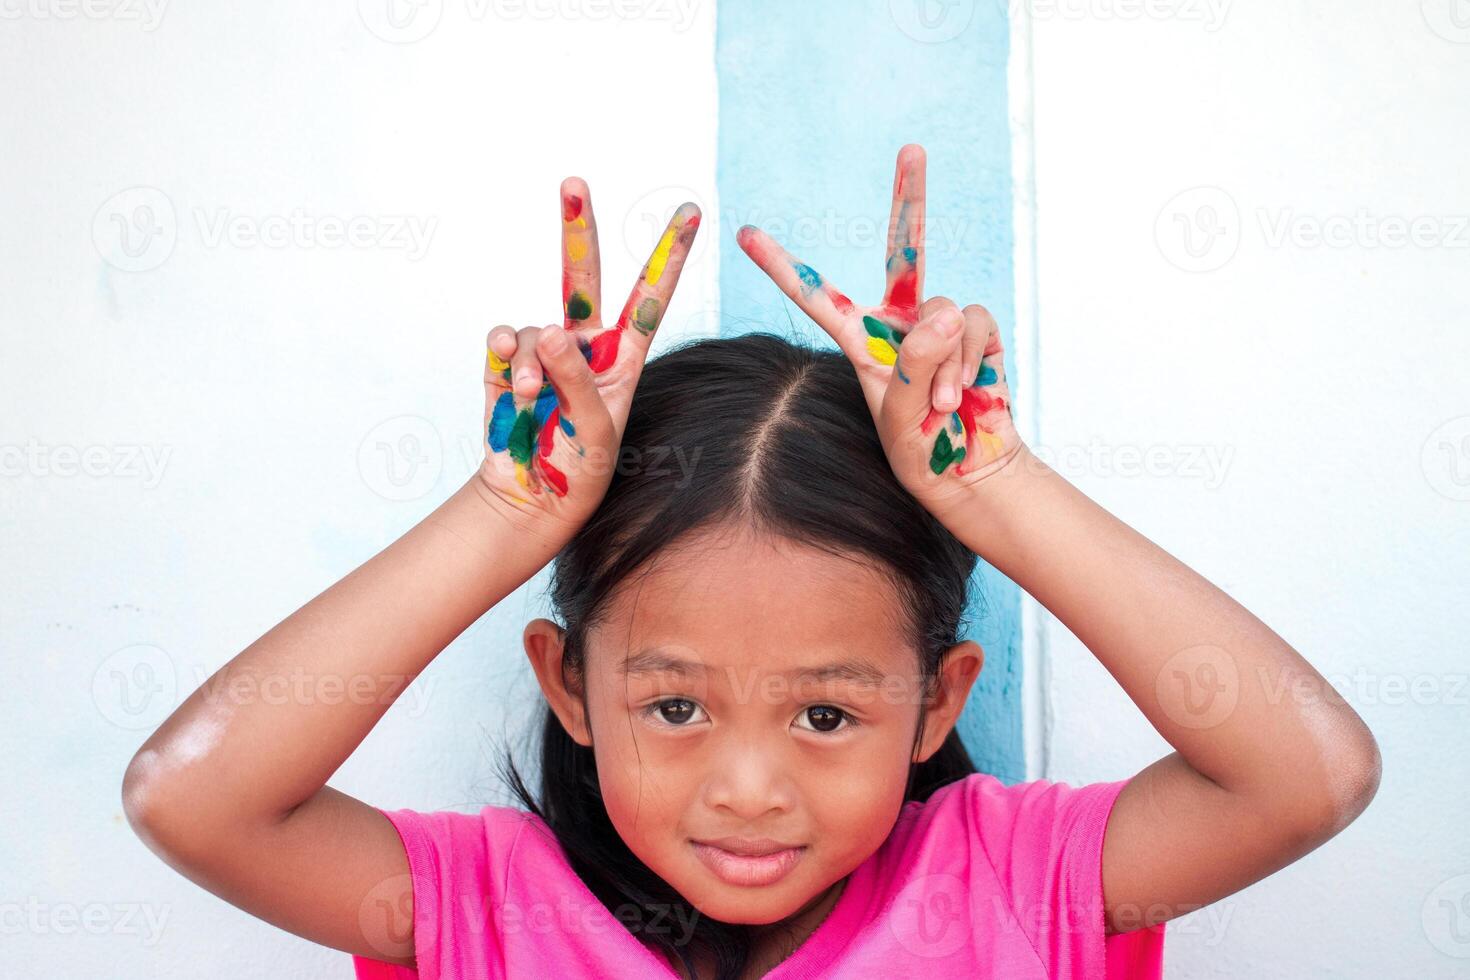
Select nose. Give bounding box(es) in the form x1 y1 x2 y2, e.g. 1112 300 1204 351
701 736 797 821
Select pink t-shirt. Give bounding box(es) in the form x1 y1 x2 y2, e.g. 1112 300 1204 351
351 773 1165 979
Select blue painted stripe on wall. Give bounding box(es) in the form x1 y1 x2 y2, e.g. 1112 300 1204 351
715 0 1024 783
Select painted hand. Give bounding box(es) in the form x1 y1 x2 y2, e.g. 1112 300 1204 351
736 143 1023 517
479 178 701 532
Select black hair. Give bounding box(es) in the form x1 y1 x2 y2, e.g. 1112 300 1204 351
496 330 980 980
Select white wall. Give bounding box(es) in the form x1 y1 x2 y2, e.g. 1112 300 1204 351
1023 1 1470 976
0 3 717 977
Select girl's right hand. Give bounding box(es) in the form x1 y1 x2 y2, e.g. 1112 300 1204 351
479 178 701 538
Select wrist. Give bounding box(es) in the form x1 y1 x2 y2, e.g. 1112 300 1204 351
930 443 1051 558
427 475 570 575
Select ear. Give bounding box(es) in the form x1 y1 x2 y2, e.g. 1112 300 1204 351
913 640 984 764
523 618 593 747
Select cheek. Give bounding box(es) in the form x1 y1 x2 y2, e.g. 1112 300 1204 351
587 708 694 833
810 729 914 838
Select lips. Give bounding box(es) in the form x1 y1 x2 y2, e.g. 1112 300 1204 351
691 838 807 887
697 836 800 856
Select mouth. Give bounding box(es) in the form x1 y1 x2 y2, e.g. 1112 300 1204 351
690 838 807 887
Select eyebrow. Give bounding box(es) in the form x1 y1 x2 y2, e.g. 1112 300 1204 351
617 649 891 687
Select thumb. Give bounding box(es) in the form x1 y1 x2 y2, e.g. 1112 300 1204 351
536 324 613 443
881 306 964 427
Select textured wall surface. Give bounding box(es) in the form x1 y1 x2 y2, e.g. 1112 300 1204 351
0 3 718 976
1027 2 1470 977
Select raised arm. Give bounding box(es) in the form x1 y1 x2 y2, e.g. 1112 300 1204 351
952 445 1381 934
121 180 701 966
737 143 1381 937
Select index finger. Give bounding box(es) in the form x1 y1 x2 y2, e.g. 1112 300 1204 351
881 144 926 314
735 224 861 345
561 177 602 329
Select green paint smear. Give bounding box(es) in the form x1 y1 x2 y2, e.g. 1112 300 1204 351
929 429 966 475
566 292 593 321
863 315 902 347
634 297 660 335
507 408 536 466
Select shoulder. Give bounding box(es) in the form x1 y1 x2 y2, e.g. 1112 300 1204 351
890 772 1133 905
902 772 1131 839
371 801 548 915
352 804 552 979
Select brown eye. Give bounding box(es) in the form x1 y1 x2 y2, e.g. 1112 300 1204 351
649 699 704 727
796 705 852 734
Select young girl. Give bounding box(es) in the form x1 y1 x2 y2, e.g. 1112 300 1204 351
122 145 1381 980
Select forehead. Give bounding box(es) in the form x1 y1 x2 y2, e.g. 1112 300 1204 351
587 527 914 675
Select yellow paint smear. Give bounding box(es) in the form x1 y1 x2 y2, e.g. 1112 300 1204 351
644 219 680 287
866 336 898 366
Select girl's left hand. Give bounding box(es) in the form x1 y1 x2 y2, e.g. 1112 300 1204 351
736 143 1024 520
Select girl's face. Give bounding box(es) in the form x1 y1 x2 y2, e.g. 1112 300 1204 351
525 527 982 927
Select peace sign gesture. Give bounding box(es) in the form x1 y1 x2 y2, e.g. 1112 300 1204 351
480 178 700 535
735 144 1022 518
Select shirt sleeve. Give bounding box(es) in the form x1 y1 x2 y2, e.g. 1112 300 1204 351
970 774 1161 980
350 805 526 980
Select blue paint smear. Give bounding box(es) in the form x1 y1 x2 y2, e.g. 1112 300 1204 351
487 390 517 452
718 0 1024 783
532 385 559 431
793 261 823 295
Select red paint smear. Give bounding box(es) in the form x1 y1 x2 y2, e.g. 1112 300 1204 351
562 269 574 302
919 407 944 436
612 293 638 332
735 225 764 261
539 457 568 496
922 387 1009 445
681 214 701 238
827 287 855 315
879 302 919 329
888 269 919 312
563 195 583 223
588 328 621 373
538 408 559 457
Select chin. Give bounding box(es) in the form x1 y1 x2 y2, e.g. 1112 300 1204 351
680 879 813 926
